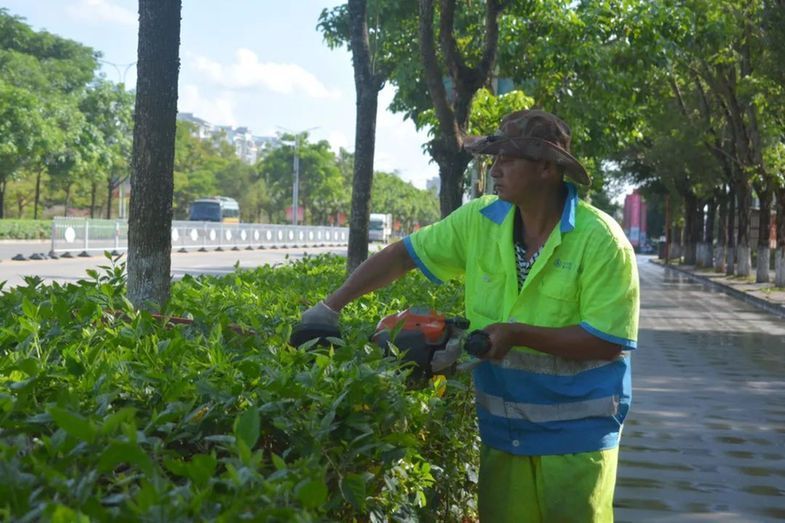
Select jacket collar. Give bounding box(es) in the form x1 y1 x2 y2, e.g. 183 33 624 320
479 182 578 233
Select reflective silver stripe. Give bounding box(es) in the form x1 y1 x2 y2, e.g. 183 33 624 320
494 350 628 376
475 390 619 423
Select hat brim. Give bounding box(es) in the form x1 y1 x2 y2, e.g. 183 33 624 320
464 135 591 186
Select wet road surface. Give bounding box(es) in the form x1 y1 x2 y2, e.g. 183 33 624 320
616 259 785 522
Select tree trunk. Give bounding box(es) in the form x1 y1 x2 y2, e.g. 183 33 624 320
683 192 698 265
755 187 772 283
736 181 752 277
0 179 5 219
346 0 384 273
106 176 114 219
703 196 715 267
726 185 736 275
64 185 71 217
34 169 42 220
90 181 97 219
776 187 785 287
417 0 502 217
433 142 472 216
127 0 181 310
715 187 727 272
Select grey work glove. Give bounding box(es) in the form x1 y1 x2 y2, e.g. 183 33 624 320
289 301 341 347
301 301 339 326
430 336 462 374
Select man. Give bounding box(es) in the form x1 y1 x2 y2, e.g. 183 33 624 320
297 109 639 522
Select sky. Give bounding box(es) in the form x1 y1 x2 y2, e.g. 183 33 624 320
4 0 438 189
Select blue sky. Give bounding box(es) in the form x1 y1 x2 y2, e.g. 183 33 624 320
4 0 437 188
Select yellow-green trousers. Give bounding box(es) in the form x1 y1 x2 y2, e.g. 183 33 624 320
478 444 619 522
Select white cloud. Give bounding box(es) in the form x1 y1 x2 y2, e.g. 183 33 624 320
192 48 341 99
66 0 136 27
327 130 350 153
373 85 436 189
178 85 238 127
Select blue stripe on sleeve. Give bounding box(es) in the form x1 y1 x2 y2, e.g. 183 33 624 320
403 236 443 285
579 321 637 349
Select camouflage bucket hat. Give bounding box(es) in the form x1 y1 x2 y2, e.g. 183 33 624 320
463 109 591 186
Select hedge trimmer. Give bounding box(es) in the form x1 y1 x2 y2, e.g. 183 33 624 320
290 306 492 378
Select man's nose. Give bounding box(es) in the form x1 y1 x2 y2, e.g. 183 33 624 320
490 160 501 177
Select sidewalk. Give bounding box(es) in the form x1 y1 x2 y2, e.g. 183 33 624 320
650 258 785 319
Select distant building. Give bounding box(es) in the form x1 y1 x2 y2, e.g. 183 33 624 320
623 190 647 251
176 112 277 164
426 176 440 196
177 112 215 140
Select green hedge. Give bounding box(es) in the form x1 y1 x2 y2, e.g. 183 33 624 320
0 219 52 240
0 254 478 521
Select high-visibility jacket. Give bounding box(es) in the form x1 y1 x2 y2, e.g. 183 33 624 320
403 183 640 456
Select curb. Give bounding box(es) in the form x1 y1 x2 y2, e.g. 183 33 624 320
650 259 785 320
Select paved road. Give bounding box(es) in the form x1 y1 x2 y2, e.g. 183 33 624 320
0 245 348 289
616 259 785 522
0 240 52 260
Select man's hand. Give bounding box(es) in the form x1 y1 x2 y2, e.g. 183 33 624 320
482 323 518 361
301 301 339 327
289 301 341 347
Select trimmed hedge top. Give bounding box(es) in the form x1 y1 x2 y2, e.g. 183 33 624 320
0 254 478 521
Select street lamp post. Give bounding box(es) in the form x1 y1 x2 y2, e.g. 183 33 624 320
293 136 300 226
99 60 136 220
278 126 319 226
99 60 137 85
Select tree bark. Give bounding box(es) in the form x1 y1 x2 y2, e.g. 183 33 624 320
775 186 785 287
106 176 114 219
90 181 97 219
755 186 772 283
0 179 5 219
417 0 502 216
346 0 385 273
715 188 727 272
34 169 42 220
683 192 698 265
703 196 715 267
63 184 71 217
735 180 752 276
726 185 736 275
127 0 181 310
664 193 671 263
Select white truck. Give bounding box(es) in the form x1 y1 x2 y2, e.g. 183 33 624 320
369 213 393 243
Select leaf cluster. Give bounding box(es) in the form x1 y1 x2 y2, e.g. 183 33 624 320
0 254 478 521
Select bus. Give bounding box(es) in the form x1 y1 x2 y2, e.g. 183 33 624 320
188 196 240 223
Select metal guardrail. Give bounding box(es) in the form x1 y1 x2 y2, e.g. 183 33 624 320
50 218 349 255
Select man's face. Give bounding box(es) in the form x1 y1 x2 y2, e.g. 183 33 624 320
489 154 541 203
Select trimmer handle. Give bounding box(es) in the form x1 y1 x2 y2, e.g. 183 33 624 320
463 329 492 358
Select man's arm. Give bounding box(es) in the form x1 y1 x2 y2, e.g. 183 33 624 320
482 323 622 361
324 240 416 311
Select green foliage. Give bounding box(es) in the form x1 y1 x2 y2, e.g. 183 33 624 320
0 219 51 239
0 8 133 220
0 254 478 520
257 133 349 225
371 171 440 232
